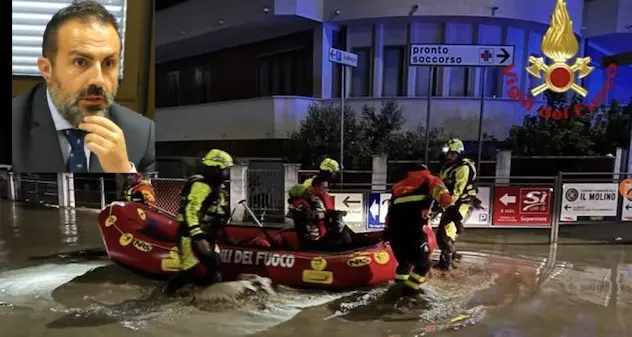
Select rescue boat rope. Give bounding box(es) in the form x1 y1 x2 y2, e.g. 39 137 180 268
106 204 174 252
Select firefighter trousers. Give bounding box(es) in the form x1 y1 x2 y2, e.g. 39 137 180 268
436 202 472 269
387 205 432 296
163 234 222 296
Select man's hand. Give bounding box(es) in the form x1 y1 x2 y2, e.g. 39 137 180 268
79 116 131 173
195 239 213 256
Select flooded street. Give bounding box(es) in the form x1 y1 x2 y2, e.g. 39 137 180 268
1 200 631 337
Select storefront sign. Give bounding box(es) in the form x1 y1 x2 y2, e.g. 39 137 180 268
561 183 619 221
492 186 552 226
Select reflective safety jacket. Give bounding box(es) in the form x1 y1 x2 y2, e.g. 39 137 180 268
390 169 452 211
303 176 315 188
124 181 157 207
176 174 228 241
287 196 326 241
439 158 477 204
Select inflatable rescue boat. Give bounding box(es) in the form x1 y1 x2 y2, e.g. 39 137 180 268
97 202 398 289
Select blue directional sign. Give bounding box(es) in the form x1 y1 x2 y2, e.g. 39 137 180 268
366 192 392 229
329 47 358 67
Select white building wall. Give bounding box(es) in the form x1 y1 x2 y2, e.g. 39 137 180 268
157 0 631 143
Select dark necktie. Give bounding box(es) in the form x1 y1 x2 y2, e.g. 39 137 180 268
64 129 88 173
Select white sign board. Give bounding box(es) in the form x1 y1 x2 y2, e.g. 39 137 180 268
621 197 632 221
328 48 358 67
429 187 491 227
331 193 364 231
378 193 391 225
561 183 619 221
409 44 515 67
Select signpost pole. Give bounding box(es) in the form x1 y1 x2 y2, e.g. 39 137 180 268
476 67 486 174
424 67 434 166
340 66 346 187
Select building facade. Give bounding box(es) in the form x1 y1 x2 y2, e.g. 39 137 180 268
155 0 632 157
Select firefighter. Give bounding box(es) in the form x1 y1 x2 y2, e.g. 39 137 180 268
287 184 352 251
436 138 479 270
385 164 452 299
303 157 340 191
162 149 233 296
123 173 157 207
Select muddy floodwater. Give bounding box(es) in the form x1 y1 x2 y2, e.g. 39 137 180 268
1 200 631 337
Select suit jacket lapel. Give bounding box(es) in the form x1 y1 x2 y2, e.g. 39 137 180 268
90 152 103 173
29 84 66 171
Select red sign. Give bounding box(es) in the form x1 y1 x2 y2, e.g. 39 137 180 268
492 186 552 226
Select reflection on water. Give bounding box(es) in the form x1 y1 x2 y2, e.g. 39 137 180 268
60 209 79 245
0 200 630 337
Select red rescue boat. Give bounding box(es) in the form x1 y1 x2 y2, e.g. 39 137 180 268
96 202 398 289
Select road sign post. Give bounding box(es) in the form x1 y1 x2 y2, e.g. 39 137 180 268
408 44 515 162
329 48 358 187
424 67 433 165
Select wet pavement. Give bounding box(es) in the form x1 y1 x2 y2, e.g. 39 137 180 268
1 200 631 337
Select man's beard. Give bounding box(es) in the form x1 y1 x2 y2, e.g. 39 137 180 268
48 73 117 128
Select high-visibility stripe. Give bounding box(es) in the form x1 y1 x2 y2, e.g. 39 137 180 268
410 272 427 283
392 194 430 204
395 274 409 281
404 279 420 289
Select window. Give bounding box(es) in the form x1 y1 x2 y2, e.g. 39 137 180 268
257 49 311 96
415 67 440 96
166 71 180 105
194 66 212 103
478 24 503 98
446 23 475 97
505 27 526 96
382 46 405 97
350 47 371 97
12 0 128 77
413 23 443 97
331 28 346 98
527 31 544 99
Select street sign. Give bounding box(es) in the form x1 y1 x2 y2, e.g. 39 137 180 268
331 192 364 231
622 197 632 221
409 44 515 67
366 192 392 229
429 187 491 227
561 183 619 221
329 47 358 67
492 186 552 226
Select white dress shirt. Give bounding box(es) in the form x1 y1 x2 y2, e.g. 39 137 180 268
46 89 136 173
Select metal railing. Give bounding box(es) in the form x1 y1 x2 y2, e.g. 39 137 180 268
2 170 631 245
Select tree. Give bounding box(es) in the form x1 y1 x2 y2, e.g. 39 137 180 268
504 90 632 156
286 103 365 169
359 101 405 155
287 101 452 168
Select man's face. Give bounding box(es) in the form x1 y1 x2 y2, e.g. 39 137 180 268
445 151 459 163
39 19 120 127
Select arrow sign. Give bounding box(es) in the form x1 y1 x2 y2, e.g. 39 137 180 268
343 196 361 208
496 48 510 64
369 199 379 219
564 204 572 211
499 193 516 206
626 204 632 211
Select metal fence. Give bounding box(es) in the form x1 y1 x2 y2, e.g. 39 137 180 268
2 169 632 244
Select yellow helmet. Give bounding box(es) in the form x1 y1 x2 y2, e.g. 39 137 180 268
201 149 234 169
288 184 309 198
319 158 340 172
443 138 465 154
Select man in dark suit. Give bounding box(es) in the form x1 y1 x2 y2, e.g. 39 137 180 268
12 1 154 173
